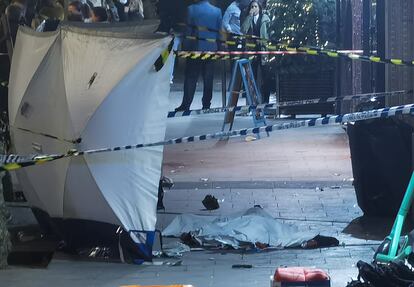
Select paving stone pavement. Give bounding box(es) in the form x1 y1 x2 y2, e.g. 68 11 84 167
0 90 382 287
150 183 380 287
0 183 379 287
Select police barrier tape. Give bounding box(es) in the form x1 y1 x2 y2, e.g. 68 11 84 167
6 90 408 147
167 90 408 118
2 102 414 171
154 39 174 72
175 50 307 61
178 22 364 54
175 24 412 66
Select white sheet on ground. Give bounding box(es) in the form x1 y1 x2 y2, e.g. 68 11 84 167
163 207 317 249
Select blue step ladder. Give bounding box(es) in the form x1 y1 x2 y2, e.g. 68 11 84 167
222 59 268 137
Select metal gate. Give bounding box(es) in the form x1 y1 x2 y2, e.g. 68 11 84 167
384 0 414 106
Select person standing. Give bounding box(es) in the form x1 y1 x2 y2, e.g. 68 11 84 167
175 0 222 112
222 0 249 35
156 0 191 83
241 0 271 103
127 0 143 21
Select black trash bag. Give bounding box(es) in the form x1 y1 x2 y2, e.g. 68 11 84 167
357 260 390 287
357 260 413 287
202 195 219 210
407 252 414 267
389 260 414 281
347 118 413 216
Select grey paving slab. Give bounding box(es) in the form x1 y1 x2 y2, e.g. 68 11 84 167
163 92 353 183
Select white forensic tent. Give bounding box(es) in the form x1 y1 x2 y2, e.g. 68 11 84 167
8 22 173 255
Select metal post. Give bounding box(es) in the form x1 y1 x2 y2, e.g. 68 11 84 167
221 61 227 108
361 0 372 93
335 0 342 114
376 0 386 93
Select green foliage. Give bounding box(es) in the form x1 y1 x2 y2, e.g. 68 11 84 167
266 0 337 74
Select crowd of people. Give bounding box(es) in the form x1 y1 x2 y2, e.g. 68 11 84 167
0 0 145 34
0 0 149 112
174 0 272 112
0 0 273 113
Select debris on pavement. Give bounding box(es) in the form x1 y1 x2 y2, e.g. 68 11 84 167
165 260 183 266
162 242 191 258
87 247 111 259
245 136 257 142
232 264 253 269
202 195 220 210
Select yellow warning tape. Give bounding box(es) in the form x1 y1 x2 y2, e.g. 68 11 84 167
176 51 300 61
176 26 414 67
154 39 174 72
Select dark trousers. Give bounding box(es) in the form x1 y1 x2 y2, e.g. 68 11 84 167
252 57 271 104
181 59 214 109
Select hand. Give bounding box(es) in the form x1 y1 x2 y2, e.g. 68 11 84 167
249 3 260 16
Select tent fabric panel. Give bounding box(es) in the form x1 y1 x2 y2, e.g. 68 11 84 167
9 23 172 239
80 37 172 148
63 156 121 225
11 130 72 217
84 148 161 235
61 30 168 137
13 35 75 141
8 27 58 126
82 40 173 234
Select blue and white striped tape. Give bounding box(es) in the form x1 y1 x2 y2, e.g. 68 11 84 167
2 102 414 172
167 90 408 118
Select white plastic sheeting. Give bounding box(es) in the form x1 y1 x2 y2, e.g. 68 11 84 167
163 208 317 249
8 23 173 241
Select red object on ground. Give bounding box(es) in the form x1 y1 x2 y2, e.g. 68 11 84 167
273 267 330 287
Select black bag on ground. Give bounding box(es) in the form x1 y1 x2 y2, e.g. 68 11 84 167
389 260 414 281
202 195 219 210
357 260 388 287
357 260 414 287
347 118 413 216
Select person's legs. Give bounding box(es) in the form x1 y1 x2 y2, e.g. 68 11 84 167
177 59 200 111
201 60 214 109
260 64 271 104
